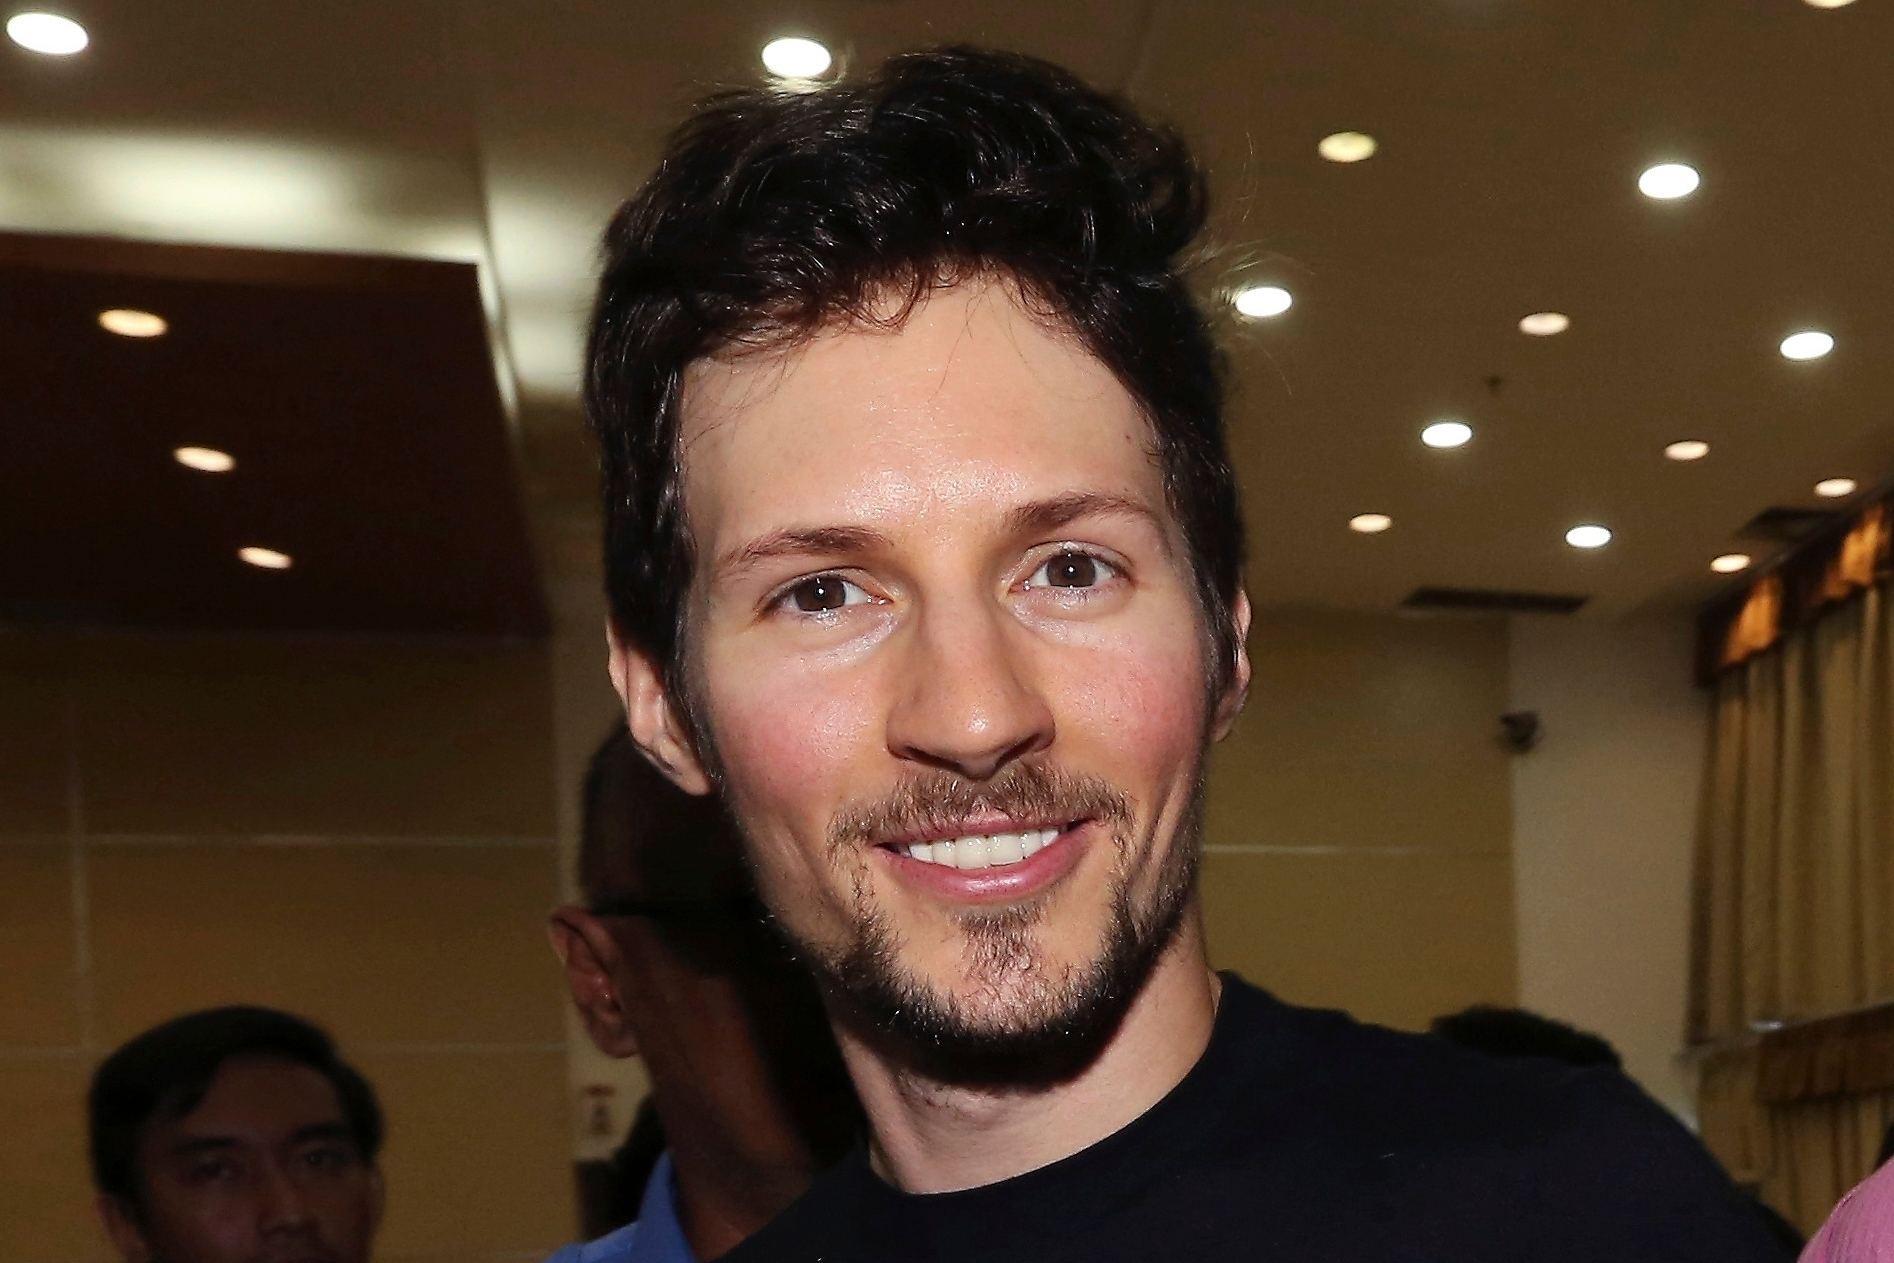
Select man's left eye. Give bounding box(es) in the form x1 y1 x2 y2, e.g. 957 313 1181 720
303 1145 356 1172
1026 551 1114 590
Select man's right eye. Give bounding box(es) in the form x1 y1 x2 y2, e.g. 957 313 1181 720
785 574 867 613
186 1159 238 1185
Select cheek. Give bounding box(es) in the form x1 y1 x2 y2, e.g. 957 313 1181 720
702 647 879 851
1049 621 1208 778
315 1180 382 1246
148 1198 252 1261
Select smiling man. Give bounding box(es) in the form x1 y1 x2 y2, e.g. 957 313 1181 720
588 46 1789 1262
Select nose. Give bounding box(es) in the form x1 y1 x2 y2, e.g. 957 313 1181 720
258 1162 315 1235
885 593 1054 780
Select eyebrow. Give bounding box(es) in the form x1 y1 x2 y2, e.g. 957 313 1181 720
166 1122 353 1158
714 491 1166 583
1003 490 1165 541
714 524 892 581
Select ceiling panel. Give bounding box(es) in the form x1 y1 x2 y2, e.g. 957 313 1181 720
0 234 546 636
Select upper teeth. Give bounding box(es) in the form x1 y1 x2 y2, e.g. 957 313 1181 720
905 829 1059 870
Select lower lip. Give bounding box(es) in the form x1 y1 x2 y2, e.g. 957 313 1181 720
880 824 1090 904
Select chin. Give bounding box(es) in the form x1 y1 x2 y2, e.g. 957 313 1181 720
817 872 1191 1088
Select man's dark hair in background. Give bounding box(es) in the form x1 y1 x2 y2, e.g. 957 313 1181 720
546 728 860 1263
1430 1005 1624 1069
89 1005 383 1263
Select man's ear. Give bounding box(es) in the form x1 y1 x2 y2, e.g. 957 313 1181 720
98 1195 153 1263
1210 589 1253 741
548 908 640 1059
607 623 713 796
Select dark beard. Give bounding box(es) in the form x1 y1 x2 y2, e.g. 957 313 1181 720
795 761 1205 1088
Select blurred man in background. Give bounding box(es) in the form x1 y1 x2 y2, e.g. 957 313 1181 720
546 729 859 1263
88 1006 384 1263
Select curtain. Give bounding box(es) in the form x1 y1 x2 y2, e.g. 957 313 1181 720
1766 1086 1894 1235
1692 579 1894 1231
1691 580 1894 1040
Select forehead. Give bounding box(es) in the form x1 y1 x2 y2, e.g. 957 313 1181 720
677 281 1164 545
154 1055 345 1146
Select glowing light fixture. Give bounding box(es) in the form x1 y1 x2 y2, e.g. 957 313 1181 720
1638 162 1700 200
1233 285 1292 318
1565 524 1613 549
174 446 235 473
1318 132 1377 163
1780 330 1834 361
239 546 292 570
98 308 167 338
1815 477 1858 498
1805 0 1856 8
6 11 87 54
1665 440 1710 462
1421 420 1472 449
761 37 831 80
1518 311 1570 336
1711 554 1753 574
1348 513 1392 534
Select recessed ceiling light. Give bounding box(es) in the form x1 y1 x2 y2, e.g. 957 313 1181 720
1665 440 1711 462
1565 524 1613 549
1233 285 1292 318
761 37 831 80
1711 553 1753 574
1815 477 1857 498
1780 330 1835 361
1805 0 1856 8
99 308 168 338
1638 162 1700 200
238 546 292 570
174 446 235 473
1317 131 1377 163
1421 420 1472 449
1518 311 1570 337
1348 513 1392 534
6 11 87 54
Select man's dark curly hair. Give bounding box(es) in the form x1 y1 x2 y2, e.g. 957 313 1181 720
587 45 1244 726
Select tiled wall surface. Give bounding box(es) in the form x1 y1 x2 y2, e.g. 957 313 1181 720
0 626 572 1263
1203 609 1518 1029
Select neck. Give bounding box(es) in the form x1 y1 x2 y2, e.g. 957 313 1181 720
660 1106 825 1260
837 910 1220 1194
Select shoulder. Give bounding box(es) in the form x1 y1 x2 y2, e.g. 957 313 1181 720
543 1220 643 1263
1219 979 1789 1257
1806 1159 1894 1261
1219 977 1631 1132
1224 977 1664 1133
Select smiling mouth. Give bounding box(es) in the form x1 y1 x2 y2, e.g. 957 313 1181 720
893 826 1067 871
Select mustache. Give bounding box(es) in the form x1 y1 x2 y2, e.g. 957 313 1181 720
828 761 1134 850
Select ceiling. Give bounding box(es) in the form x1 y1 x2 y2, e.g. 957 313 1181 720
3 0 1890 626
0 233 546 635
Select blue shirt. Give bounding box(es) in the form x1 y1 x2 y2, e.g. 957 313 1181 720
545 1153 696 1263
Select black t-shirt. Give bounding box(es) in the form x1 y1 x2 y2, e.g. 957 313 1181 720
725 977 1790 1262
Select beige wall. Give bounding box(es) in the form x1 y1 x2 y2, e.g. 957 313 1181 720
1508 614 1705 1121
1202 608 1518 1030
0 626 573 1263
0 601 1710 1260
